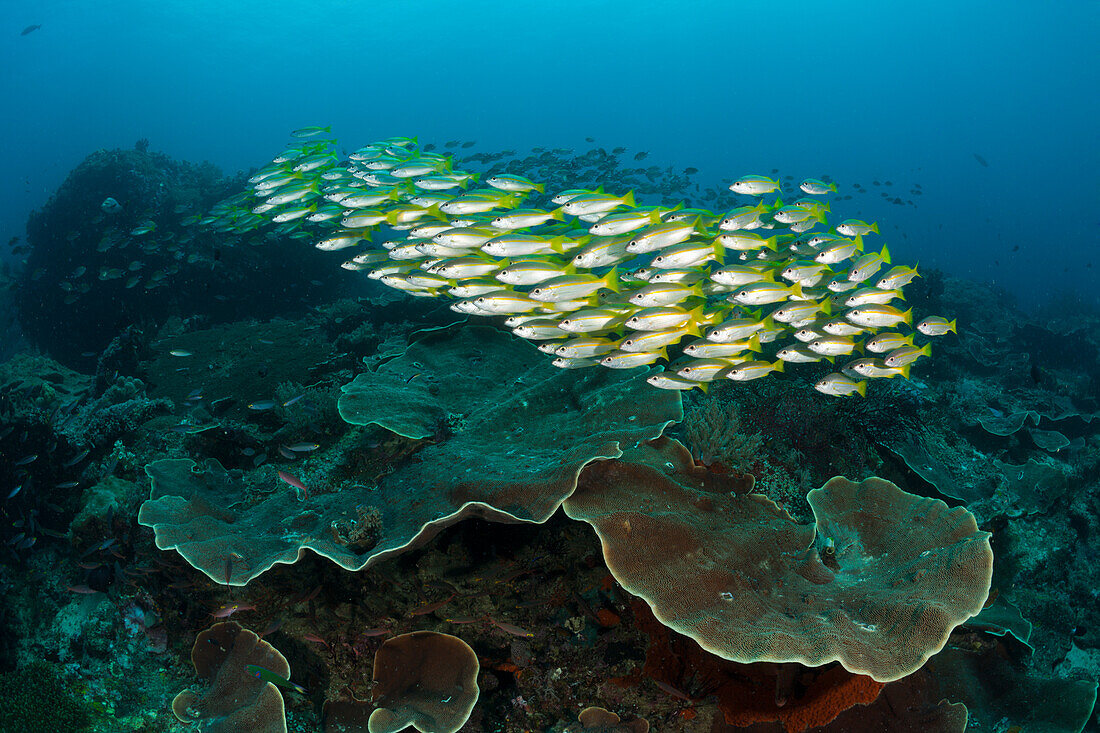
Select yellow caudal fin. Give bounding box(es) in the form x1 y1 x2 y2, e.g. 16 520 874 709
746 334 762 352
856 380 867 397
881 245 891 265
871 222 880 234
948 319 958 333
602 267 621 293
903 308 913 326
921 343 933 358
772 359 785 373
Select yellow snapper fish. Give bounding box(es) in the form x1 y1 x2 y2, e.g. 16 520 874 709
916 316 957 336
211 130 941 397
846 304 911 328
800 178 838 195
558 308 631 334
835 219 879 237
729 175 780 195
530 271 620 302
883 343 932 367
600 350 667 368
486 174 544 193
725 360 783 381
815 373 867 397
876 264 920 289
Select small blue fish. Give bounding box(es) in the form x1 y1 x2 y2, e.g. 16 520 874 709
248 400 277 411
14 455 37 466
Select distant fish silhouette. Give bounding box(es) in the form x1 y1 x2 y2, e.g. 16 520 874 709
973 153 989 167
21 24 41 36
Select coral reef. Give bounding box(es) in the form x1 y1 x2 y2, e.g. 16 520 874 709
172 621 292 733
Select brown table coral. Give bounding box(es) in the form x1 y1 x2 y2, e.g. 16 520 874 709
564 437 993 683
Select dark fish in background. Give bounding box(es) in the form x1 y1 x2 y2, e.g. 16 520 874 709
21 24 41 36
973 153 989 167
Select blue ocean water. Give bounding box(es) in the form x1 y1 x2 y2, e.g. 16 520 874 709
2 1 1098 308
2 3 1100 732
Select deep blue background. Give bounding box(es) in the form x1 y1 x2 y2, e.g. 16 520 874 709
2 1 1098 308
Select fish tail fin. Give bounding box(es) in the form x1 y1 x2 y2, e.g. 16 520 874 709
622 190 636 208
533 181 545 193
603 267 621 292
712 241 725 265
922 343 933 357
871 222 880 235
549 236 568 254
747 334 762 352
854 234 864 253
763 236 779 251
789 282 805 299
881 245 891 265
819 298 832 316
903 308 913 325
549 207 565 221
772 359 785 373
695 381 709 393
829 182 838 192
649 209 664 223
948 318 957 333
856 380 867 397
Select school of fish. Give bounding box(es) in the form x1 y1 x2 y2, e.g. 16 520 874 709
201 130 955 396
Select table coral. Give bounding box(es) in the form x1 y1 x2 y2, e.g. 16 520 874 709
138 325 680 585
563 436 993 682
366 631 480 733
171 621 291 733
